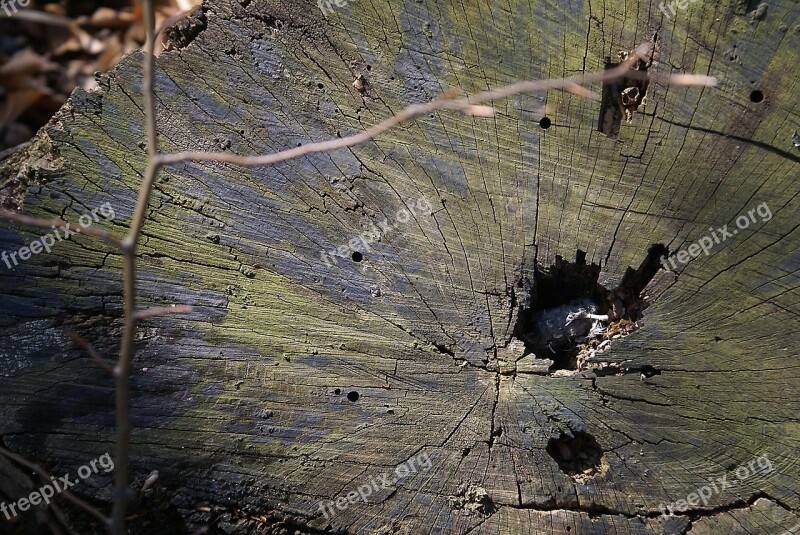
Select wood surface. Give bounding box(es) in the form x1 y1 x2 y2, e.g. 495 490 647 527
0 0 798 533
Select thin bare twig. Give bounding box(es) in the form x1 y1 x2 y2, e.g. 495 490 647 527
156 44 716 169
68 332 115 376
0 211 123 249
0 446 110 526
110 0 159 531
564 82 600 100
134 304 193 321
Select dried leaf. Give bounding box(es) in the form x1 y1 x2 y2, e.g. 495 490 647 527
51 32 84 57
89 7 135 29
0 48 48 79
42 3 65 16
0 89 47 132
176 0 199 11
95 34 124 72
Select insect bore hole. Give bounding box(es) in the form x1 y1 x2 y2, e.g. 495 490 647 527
351 251 363 262
539 117 552 129
750 90 764 103
347 391 360 402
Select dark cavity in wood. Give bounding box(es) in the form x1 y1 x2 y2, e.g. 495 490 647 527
514 245 668 374
546 431 605 478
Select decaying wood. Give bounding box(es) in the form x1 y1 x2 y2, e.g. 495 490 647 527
1 0 798 533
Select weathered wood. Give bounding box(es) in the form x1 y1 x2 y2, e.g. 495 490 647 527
1 0 799 533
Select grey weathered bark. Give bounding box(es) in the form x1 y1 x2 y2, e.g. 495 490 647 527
1 0 798 533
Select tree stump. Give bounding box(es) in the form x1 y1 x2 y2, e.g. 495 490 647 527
1 0 799 533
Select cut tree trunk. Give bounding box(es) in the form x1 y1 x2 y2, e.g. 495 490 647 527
1 0 798 533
